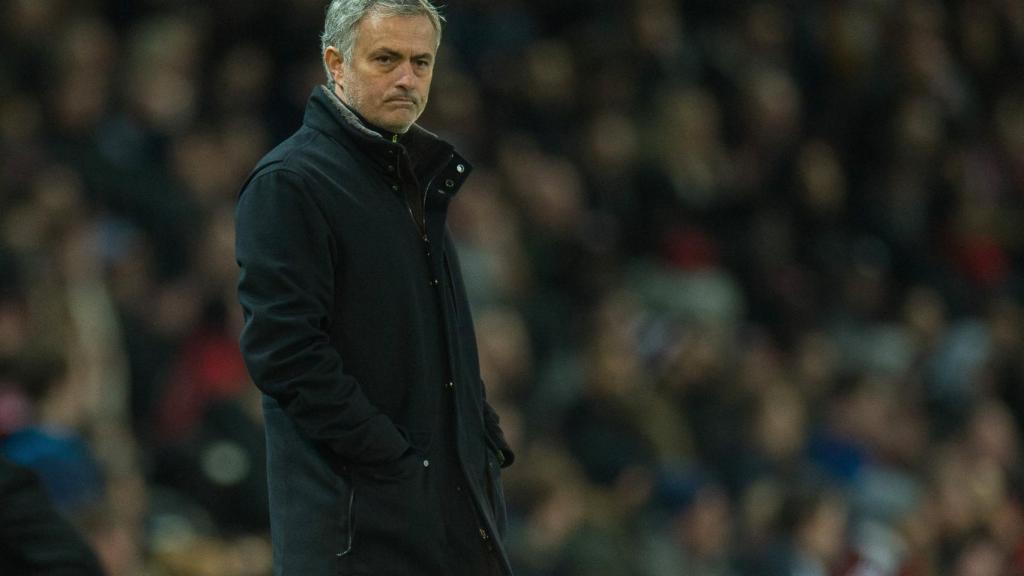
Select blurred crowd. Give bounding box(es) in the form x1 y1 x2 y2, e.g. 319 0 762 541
1 0 1023 574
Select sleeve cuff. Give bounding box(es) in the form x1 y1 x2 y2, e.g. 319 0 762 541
329 414 411 466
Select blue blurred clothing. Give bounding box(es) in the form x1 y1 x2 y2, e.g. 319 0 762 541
0 427 104 514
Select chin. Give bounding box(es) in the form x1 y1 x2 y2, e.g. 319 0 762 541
386 119 416 134
388 110 419 129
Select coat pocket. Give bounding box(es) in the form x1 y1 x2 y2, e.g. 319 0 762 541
340 460 447 574
336 474 359 576
336 482 356 558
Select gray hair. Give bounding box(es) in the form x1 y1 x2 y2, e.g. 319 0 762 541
320 0 444 88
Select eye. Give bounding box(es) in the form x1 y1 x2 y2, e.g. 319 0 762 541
374 55 392 64
415 59 430 69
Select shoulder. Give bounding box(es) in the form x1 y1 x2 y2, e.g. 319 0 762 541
240 125 364 199
240 127 320 194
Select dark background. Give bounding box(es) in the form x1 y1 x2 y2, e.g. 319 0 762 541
1 0 1023 574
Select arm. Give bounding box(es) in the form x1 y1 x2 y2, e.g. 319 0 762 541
236 169 409 466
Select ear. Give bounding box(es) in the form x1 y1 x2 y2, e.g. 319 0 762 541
324 46 345 89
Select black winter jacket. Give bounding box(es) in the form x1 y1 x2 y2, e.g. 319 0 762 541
236 86 514 575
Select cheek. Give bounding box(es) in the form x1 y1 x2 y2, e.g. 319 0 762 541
417 79 433 104
374 77 398 98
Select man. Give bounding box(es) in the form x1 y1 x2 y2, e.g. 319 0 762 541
235 1 515 575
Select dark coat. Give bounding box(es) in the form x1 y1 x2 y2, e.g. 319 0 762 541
236 86 514 576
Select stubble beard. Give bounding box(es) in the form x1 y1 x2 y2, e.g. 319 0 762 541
341 69 417 134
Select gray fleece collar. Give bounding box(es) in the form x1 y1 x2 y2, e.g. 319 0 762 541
319 84 442 146
319 85 387 140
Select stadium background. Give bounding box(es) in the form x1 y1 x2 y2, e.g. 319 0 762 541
1 0 1023 574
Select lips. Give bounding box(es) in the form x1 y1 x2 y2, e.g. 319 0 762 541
386 96 417 106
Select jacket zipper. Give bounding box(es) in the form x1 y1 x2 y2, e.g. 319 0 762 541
422 232 433 283
404 149 455 284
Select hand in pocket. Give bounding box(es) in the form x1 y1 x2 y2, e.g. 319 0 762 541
359 447 420 483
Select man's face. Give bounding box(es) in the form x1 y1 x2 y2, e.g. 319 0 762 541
334 12 437 134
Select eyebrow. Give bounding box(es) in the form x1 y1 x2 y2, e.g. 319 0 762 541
370 48 433 61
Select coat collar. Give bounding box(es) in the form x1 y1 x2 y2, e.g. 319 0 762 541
319 84 392 141
303 86 472 196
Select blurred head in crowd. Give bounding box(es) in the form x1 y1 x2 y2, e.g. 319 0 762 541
321 0 443 133
782 480 849 570
123 13 204 135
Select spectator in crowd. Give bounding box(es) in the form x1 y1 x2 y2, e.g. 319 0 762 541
0 454 104 575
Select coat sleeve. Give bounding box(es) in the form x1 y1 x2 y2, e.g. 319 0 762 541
236 168 410 466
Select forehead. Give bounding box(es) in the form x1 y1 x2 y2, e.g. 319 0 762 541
355 12 438 55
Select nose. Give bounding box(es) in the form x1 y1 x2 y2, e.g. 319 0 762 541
394 60 417 89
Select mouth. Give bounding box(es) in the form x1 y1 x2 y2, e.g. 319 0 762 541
386 97 418 107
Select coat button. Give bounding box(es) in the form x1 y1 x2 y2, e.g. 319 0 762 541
446 380 454 389
391 184 399 191
456 164 465 173
387 164 395 171
422 459 430 468
444 178 455 188
430 278 439 286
